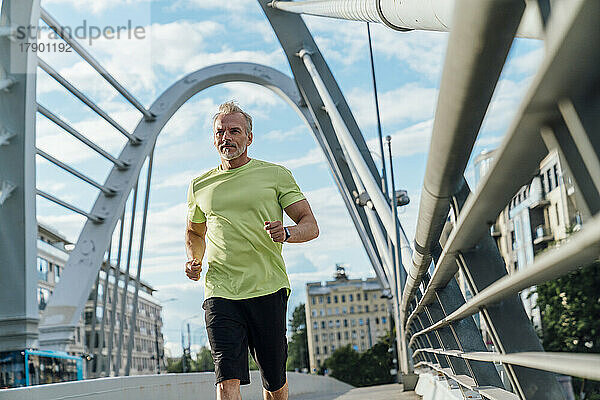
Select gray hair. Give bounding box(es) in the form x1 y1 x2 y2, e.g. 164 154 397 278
212 101 253 135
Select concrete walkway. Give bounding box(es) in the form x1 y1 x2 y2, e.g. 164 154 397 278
291 384 421 400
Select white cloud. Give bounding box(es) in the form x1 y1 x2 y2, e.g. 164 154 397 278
262 125 308 142
507 47 544 76
43 0 152 14
170 0 255 12
154 169 209 190
276 147 326 169
348 84 437 128
367 119 433 158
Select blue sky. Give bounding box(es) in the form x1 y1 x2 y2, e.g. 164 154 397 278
32 0 543 356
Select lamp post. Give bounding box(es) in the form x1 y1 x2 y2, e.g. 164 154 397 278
181 314 201 373
154 297 177 374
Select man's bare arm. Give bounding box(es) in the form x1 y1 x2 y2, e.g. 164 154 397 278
265 199 319 243
185 220 207 280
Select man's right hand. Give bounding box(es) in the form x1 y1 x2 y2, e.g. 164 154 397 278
185 258 202 281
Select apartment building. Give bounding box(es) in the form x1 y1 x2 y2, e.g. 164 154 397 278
468 148 584 334
305 265 391 373
37 223 165 376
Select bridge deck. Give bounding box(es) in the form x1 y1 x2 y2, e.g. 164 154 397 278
291 384 421 400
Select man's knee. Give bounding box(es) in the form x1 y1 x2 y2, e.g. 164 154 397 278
217 378 241 393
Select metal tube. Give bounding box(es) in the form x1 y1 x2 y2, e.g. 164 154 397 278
37 103 128 169
36 148 116 195
106 213 125 376
416 348 600 382
88 274 100 375
410 0 600 326
38 58 139 143
269 0 543 38
366 22 388 198
125 151 154 375
386 135 410 375
411 213 600 339
96 256 111 375
39 8 154 122
401 0 525 325
298 49 397 245
115 182 139 375
36 189 103 222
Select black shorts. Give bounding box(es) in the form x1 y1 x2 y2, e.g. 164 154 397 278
202 288 289 392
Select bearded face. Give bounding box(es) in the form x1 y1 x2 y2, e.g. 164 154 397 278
213 113 252 162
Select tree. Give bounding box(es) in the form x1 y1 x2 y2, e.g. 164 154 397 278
195 346 215 372
323 331 395 387
536 261 600 400
287 303 309 371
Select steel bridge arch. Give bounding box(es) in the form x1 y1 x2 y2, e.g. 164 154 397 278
38 61 389 347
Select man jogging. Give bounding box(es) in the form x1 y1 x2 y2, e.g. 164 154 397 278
185 101 319 400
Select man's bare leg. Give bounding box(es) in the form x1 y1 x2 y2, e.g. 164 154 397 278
263 380 288 400
217 379 242 400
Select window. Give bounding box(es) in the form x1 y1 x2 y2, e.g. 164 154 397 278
335 307 340 315
335 320 340 328
320 309 324 316
329 333 334 341
365 305 369 312
375 317 379 324
327 296 331 304
344 331 349 340
313 322 318 330
315 335 319 343
350 306 354 313
341 295 346 303
321 321 325 329
54 265 61 283
322 333 327 341
312 310 317 317
334 295 338 303
374 304 378 312
359 319 364 326
312 297 316 305
324 346 328 354
37 257 49 281
316 347 320 355
351 319 356 327
355 294 359 301
342 307 347 314
343 319 348 327
328 320 333 328
352 330 357 339
327 308 332 315
547 169 553 191
381 317 387 324
358 305 362 313
360 330 365 338
331 345 335 352
337 332 341 340
353 345 358 351
38 287 50 310
553 164 559 189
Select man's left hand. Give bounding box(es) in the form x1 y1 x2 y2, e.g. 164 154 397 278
264 220 285 242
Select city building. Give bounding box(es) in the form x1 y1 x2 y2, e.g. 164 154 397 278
37 223 165 377
305 265 392 373
468 148 584 335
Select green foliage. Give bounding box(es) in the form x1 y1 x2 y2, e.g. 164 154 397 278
286 303 310 371
195 346 215 372
323 331 395 387
165 347 215 373
536 261 600 399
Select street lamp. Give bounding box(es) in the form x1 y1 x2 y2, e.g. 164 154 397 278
154 297 177 374
181 314 202 373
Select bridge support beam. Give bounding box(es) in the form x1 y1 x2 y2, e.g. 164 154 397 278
0 0 40 352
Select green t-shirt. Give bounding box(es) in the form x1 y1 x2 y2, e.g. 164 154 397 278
187 159 305 300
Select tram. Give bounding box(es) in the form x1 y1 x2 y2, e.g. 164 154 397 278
0 349 83 388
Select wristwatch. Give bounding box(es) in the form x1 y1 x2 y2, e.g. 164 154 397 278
283 227 291 242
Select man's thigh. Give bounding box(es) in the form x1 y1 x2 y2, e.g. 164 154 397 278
241 288 289 392
203 297 250 386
